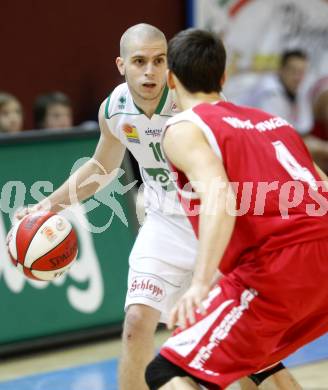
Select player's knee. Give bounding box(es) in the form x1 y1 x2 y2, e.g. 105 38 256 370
123 306 156 341
146 354 196 390
145 357 159 390
123 309 145 339
145 354 171 390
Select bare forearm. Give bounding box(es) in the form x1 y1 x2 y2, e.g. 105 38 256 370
192 186 236 285
163 122 236 283
40 159 109 213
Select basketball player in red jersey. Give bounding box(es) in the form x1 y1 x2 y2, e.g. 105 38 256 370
145 29 328 390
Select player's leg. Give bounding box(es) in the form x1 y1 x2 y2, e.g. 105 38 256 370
154 239 328 389
120 254 193 390
159 377 200 390
145 353 202 390
146 273 305 389
259 368 302 389
145 354 262 389
119 209 197 389
119 303 161 390
256 313 328 389
248 238 328 390
239 377 258 389
237 363 302 390
146 362 301 390
246 363 302 389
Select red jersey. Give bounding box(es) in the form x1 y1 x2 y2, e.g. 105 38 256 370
166 101 328 274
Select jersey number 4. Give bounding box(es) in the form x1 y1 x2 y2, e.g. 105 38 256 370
272 141 317 190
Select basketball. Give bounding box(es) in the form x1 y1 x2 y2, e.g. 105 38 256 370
6 211 78 281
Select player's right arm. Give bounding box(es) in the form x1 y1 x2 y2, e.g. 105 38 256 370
163 121 236 329
17 100 126 217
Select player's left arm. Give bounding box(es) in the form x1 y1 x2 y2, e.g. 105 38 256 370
163 121 236 329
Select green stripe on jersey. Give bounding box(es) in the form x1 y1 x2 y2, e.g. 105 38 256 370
155 86 169 114
105 93 112 119
106 85 170 120
108 111 143 120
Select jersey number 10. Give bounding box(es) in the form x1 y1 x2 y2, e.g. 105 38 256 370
149 142 166 163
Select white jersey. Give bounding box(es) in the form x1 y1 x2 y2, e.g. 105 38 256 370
105 85 198 309
105 82 185 216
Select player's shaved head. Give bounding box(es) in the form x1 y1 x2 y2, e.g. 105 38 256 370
120 23 167 58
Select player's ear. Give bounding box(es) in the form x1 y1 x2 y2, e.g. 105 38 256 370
166 69 175 90
220 71 227 88
116 57 125 76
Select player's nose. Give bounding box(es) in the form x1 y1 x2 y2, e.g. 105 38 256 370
144 62 155 76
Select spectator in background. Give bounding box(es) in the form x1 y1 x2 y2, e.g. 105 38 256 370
304 76 328 172
34 91 73 129
0 92 23 133
239 49 311 134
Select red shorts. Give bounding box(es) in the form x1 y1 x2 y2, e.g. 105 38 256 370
160 238 328 389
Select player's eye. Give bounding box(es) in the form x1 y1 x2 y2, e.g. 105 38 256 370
133 58 144 65
154 57 165 65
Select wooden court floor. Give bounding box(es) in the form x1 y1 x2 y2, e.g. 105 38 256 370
0 330 327 389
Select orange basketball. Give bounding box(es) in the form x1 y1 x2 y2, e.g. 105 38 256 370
6 211 78 281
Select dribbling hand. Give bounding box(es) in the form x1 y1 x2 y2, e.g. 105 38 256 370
14 204 45 221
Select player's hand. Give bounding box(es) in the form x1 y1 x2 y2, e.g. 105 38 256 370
14 204 45 221
168 282 210 330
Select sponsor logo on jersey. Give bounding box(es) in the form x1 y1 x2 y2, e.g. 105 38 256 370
143 167 176 191
118 95 126 110
145 127 162 137
128 276 166 302
122 123 140 143
171 102 180 113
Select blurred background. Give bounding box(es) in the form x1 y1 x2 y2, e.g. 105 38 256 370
0 0 185 130
0 0 327 389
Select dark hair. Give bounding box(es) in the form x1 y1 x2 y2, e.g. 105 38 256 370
168 28 226 93
280 49 308 67
34 91 72 128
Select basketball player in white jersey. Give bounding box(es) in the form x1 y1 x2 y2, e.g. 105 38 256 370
16 24 297 390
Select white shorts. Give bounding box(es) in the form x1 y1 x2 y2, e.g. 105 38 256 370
125 258 193 323
125 210 198 323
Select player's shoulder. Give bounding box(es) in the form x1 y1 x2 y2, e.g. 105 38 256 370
165 108 194 128
155 87 178 117
180 101 237 122
211 100 271 120
165 101 223 128
103 82 137 120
